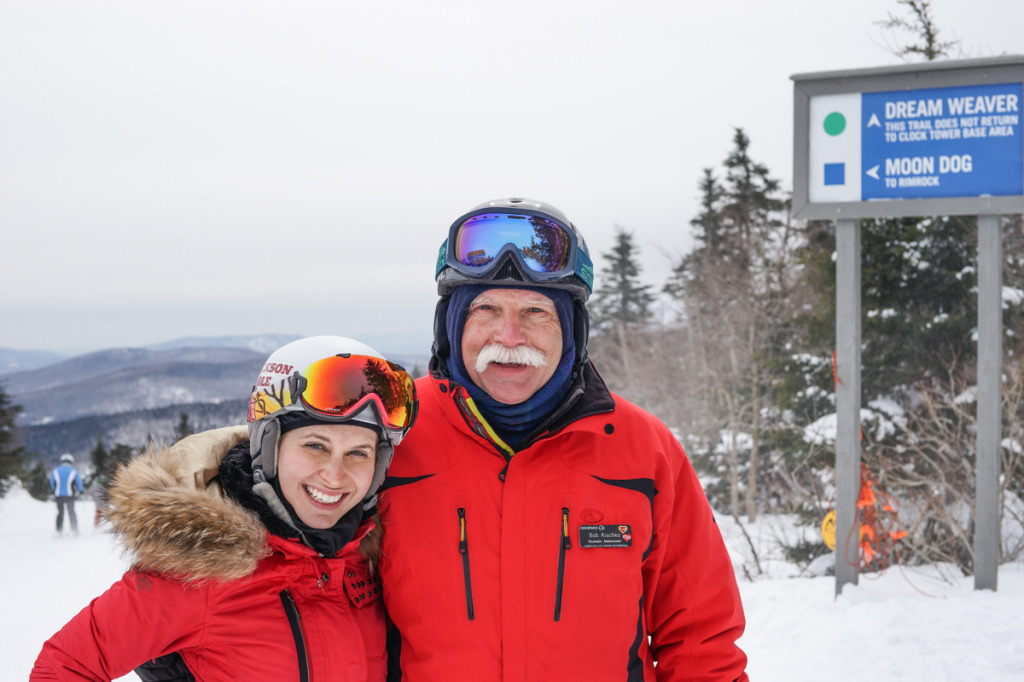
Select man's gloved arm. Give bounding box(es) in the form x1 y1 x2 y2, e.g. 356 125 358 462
160 425 249 492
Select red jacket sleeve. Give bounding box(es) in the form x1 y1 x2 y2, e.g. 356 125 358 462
644 436 749 682
31 569 209 681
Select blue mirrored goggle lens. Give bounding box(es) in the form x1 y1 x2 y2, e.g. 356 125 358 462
453 213 573 274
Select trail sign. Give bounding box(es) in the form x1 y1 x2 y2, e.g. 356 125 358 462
793 57 1024 219
791 56 1023 596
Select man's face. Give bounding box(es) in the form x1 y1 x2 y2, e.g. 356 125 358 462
460 288 563 405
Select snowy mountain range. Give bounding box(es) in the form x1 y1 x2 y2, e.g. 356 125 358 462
2 335 429 464
1 347 65 375
5 346 266 426
0 334 303 376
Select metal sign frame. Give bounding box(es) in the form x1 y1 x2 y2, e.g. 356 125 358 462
792 56 1024 220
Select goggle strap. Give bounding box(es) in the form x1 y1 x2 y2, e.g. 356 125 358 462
574 250 594 291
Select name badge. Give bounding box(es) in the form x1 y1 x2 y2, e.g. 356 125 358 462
578 524 632 548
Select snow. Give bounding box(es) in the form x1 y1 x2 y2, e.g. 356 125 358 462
804 400 907 445
4 485 1024 681
867 308 899 319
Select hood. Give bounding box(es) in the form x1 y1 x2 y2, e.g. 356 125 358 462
105 447 271 582
430 292 591 382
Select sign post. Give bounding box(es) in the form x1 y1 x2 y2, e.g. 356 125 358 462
834 218 861 593
792 56 1024 596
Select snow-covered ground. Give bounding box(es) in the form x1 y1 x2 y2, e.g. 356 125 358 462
4 484 1023 681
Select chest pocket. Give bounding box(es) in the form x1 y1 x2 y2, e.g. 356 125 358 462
343 563 382 609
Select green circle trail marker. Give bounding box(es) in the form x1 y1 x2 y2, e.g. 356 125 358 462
824 112 846 136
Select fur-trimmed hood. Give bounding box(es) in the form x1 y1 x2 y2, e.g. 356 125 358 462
105 438 382 582
104 445 272 582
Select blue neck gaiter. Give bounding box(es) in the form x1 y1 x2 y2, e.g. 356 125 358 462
445 285 576 450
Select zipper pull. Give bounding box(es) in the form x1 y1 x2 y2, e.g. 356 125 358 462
459 508 469 554
561 507 571 549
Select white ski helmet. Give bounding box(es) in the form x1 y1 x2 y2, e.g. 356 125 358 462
247 336 417 509
60 453 74 464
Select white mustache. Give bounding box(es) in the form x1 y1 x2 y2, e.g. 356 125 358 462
474 343 549 374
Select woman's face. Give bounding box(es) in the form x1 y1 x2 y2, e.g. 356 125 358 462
276 423 377 529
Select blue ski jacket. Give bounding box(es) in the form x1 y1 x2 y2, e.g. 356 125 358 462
50 464 83 498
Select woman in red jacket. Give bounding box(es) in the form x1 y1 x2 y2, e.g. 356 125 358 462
31 336 416 682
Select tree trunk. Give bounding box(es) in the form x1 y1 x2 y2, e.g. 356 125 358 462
722 391 741 517
746 363 760 522
746 319 760 521
616 320 632 394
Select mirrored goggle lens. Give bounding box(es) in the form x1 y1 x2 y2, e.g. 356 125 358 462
301 354 415 430
452 213 573 274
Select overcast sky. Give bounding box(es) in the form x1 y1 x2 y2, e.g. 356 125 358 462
1 0 1021 357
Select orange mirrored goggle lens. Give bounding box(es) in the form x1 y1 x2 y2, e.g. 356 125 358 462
300 354 415 430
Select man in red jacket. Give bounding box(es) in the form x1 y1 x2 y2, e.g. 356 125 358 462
377 197 748 681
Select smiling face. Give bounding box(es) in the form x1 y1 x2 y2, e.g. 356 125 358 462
460 288 563 405
276 423 378 529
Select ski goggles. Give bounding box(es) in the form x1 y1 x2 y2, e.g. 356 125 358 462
437 208 594 290
248 354 416 432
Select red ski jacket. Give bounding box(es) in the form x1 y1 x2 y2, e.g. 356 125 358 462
378 362 748 681
31 448 386 682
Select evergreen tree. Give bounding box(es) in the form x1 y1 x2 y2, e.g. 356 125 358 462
24 461 52 502
88 436 136 490
591 227 655 333
0 383 28 497
87 436 109 489
789 215 978 398
108 444 137 473
861 215 976 394
666 168 725 299
173 411 194 443
721 128 786 265
666 128 797 521
588 227 655 399
780 212 1024 571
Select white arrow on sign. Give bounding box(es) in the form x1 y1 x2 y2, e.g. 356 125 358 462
866 165 880 180
867 113 881 128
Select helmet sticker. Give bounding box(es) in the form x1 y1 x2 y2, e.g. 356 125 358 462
250 362 304 422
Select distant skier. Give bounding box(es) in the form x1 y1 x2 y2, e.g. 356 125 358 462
49 453 84 535
91 473 109 527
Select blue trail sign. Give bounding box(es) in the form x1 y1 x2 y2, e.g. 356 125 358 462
792 57 1024 219
862 83 1022 200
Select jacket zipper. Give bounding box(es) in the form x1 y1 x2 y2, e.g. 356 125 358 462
554 507 571 621
452 389 515 460
279 590 311 682
458 507 475 620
